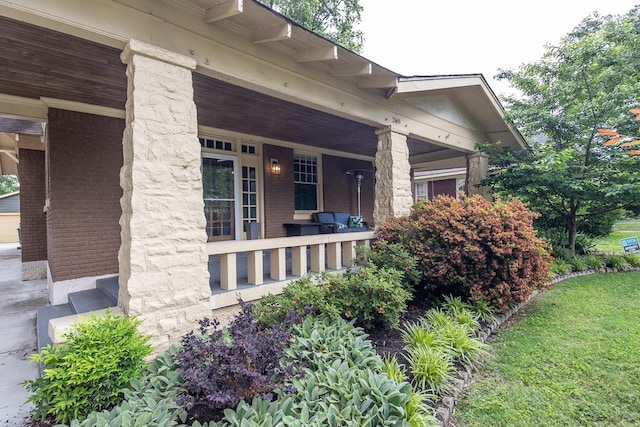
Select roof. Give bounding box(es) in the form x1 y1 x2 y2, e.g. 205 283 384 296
0 191 20 213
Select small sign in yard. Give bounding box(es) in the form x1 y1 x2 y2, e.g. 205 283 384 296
621 236 640 253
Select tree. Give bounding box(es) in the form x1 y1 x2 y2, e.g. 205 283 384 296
480 7 640 255
0 175 19 195
257 0 364 52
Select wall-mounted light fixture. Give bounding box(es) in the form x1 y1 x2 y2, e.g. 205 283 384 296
270 158 281 175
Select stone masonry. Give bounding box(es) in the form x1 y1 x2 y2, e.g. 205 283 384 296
466 152 490 200
119 39 211 351
373 127 413 224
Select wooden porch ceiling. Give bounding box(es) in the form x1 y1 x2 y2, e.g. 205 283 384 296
0 15 444 159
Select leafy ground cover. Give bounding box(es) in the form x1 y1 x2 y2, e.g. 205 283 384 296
452 272 640 427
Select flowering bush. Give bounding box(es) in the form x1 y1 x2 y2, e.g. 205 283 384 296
376 195 552 313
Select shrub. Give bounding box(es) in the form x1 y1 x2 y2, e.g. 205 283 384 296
432 322 489 369
401 320 438 349
469 298 495 323
214 317 429 426
574 233 596 255
356 240 421 290
583 254 605 270
551 258 573 276
252 276 336 325
325 266 411 329
253 267 411 330
24 312 151 424
568 256 588 272
405 346 454 396
605 254 631 270
174 302 294 418
622 253 640 267
377 195 553 313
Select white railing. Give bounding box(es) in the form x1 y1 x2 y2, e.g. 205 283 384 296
206 231 376 308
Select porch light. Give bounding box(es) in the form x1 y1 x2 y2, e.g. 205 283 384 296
270 158 281 175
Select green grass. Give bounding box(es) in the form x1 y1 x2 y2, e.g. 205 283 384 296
453 272 640 427
593 219 640 253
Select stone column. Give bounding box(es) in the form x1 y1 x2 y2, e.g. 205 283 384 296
373 127 413 225
466 152 490 200
119 39 211 351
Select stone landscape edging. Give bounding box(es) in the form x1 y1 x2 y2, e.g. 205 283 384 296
434 266 640 426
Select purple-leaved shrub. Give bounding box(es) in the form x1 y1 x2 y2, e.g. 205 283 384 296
174 302 297 420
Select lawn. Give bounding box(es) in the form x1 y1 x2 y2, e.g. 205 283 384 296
593 219 640 253
452 272 640 427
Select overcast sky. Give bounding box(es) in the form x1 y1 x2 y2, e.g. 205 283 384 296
358 0 639 96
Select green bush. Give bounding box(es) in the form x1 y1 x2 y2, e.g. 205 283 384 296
605 254 631 270
583 254 605 270
356 241 421 290
574 233 596 255
377 195 552 314
405 346 454 396
568 256 588 272
325 266 411 329
622 253 640 267
253 266 411 330
252 276 337 325
24 312 151 424
68 348 188 427
212 317 436 426
551 259 573 276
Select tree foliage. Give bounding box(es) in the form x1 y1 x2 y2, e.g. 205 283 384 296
482 6 640 254
0 175 19 195
257 0 364 52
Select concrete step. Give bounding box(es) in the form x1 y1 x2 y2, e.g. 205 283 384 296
48 307 123 345
68 288 115 314
96 276 118 306
36 304 74 349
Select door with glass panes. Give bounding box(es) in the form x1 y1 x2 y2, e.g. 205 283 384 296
202 154 238 241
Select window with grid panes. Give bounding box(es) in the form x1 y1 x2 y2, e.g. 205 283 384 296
294 154 318 211
242 166 258 224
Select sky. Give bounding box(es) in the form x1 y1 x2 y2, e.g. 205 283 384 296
358 0 639 96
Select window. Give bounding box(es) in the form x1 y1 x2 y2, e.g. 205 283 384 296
415 182 428 201
294 154 318 211
242 166 258 223
456 178 466 200
199 137 233 151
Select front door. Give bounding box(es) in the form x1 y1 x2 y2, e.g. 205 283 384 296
202 154 239 241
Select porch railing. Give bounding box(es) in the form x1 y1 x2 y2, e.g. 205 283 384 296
206 231 376 308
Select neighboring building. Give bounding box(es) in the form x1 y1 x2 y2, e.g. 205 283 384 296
0 191 20 243
0 0 525 349
414 168 466 201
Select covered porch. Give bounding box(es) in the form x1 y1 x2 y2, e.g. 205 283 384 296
0 0 524 349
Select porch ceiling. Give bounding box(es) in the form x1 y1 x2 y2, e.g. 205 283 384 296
0 15 447 160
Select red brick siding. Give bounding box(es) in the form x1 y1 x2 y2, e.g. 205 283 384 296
18 149 47 262
263 145 294 238
46 109 124 282
322 155 374 225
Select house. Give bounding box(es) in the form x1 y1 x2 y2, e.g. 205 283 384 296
0 191 20 243
0 0 525 349
413 168 467 201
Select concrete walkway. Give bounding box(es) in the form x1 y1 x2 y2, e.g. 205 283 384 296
0 243 48 426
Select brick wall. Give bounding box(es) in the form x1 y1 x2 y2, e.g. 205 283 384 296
18 149 47 262
322 155 374 225
263 145 294 238
46 109 124 282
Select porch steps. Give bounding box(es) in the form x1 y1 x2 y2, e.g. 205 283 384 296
36 276 119 350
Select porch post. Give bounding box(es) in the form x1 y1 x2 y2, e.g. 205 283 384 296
466 152 490 200
373 127 413 224
119 39 211 351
